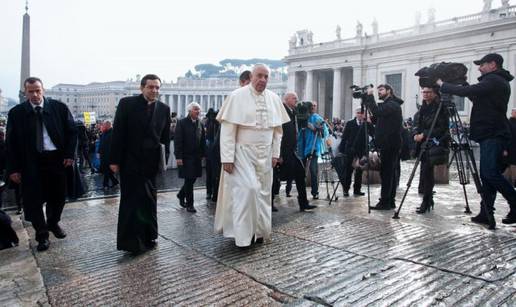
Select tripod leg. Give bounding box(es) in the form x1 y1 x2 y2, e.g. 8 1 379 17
329 181 340 205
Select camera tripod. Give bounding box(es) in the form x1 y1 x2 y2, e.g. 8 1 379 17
393 94 485 219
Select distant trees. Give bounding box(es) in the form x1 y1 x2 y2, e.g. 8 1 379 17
184 58 287 79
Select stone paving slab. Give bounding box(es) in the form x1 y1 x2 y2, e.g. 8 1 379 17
8 159 516 306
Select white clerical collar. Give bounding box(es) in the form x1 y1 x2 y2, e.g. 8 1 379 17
30 99 44 110
249 84 264 96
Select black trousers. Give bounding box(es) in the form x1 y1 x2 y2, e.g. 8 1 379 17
379 147 399 204
420 154 435 199
26 151 67 242
103 170 119 187
343 155 363 193
178 178 197 205
272 155 309 208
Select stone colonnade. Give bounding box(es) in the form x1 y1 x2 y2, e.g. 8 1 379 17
161 94 227 117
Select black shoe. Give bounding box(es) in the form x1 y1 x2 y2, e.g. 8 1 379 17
300 204 317 212
343 191 350 197
371 201 391 210
353 191 365 196
502 214 516 224
313 194 319 200
471 212 496 229
272 205 278 212
177 194 187 208
145 240 157 249
37 239 50 252
286 193 291 198
16 209 22 215
49 224 67 239
186 205 197 213
255 237 264 244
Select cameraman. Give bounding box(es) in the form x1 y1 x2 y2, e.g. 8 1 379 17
364 84 404 210
301 101 329 199
437 53 516 227
413 87 449 214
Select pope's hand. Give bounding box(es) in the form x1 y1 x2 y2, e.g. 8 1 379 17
223 163 234 174
272 158 279 168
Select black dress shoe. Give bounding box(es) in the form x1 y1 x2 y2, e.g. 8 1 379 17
286 193 291 198
186 205 197 213
49 224 67 239
371 201 391 210
300 204 317 212
313 194 319 200
471 213 496 229
272 205 278 212
343 191 350 197
502 214 516 224
177 194 187 208
353 191 365 196
37 239 50 252
145 240 157 249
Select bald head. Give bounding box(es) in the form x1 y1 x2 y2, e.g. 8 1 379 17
251 64 270 93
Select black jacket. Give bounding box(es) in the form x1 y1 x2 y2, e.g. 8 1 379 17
174 116 206 179
364 95 404 151
440 69 514 142
98 128 113 173
280 104 298 160
413 99 450 154
338 118 374 158
6 98 77 176
110 95 171 178
509 117 516 165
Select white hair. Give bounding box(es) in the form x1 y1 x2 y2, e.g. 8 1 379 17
283 92 298 102
186 102 201 113
252 64 270 75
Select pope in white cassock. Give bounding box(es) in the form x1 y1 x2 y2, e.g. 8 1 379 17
214 64 290 247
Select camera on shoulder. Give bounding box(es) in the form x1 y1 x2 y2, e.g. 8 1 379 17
415 62 468 88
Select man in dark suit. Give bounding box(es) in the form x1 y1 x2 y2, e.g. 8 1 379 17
174 102 206 213
338 108 374 197
109 74 171 254
274 92 316 212
6 77 77 251
98 120 118 189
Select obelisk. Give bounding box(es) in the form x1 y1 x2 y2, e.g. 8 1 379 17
19 1 30 103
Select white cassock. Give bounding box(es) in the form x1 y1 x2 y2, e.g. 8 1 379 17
214 84 290 246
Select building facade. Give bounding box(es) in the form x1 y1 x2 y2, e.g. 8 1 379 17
284 3 516 121
46 74 287 120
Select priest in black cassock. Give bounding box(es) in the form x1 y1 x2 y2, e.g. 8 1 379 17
109 74 171 254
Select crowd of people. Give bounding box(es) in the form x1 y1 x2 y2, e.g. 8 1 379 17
1 53 515 253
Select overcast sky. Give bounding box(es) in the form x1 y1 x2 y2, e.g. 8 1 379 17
0 0 490 98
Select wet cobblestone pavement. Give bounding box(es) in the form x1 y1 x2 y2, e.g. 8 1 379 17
4 160 516 306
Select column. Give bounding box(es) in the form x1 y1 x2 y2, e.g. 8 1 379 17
332 68 342 120
305 70 313 101
287 70 296 92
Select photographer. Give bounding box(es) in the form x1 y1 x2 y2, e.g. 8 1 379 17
413 87 449 213
338 108 374 197
364 84 404 210
301 101 329 199
437 53 516 227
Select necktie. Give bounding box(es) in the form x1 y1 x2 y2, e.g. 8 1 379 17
35 106 44 152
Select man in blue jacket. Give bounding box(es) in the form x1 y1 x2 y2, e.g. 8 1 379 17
437 53 516 229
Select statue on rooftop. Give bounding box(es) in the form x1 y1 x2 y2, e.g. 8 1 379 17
336 25 341 40
356 21 363 37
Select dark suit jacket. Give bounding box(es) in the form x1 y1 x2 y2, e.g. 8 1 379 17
339 118 374 158
98 128 113 173
6 98 77 202
174 116 206 179
109 95 171 178
279 104 303 180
